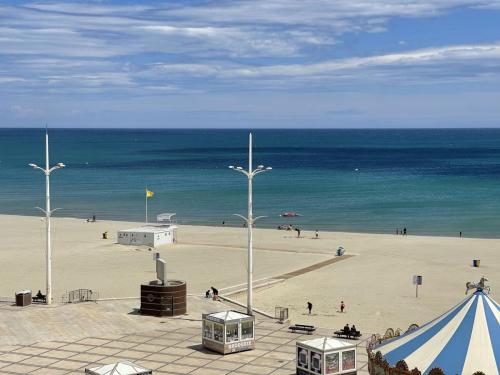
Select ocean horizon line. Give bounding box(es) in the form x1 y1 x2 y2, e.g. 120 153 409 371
2 127 500 131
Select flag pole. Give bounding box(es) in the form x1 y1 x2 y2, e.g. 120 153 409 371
145 187 148 223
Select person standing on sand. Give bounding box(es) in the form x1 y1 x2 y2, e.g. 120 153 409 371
296 228 301 238
340 301 345 313
403 227 407 235
315 230 319 239
460 231 462 237
211 286 220 301
307 302 313 315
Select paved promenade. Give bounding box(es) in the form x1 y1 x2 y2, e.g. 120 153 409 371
0 299 369 375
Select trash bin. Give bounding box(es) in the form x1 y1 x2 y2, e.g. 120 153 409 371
15 290 32 307
473 259 480 267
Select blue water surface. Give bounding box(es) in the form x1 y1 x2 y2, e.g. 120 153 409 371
1 128 500 237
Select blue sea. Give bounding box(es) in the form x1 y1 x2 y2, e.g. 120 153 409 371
2 128 500 237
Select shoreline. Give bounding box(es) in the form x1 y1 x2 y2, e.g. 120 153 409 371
0 212 496 240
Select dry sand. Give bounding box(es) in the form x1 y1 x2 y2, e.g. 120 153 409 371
1 214 498 335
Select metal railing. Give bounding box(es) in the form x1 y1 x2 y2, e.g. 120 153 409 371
61 289 98 304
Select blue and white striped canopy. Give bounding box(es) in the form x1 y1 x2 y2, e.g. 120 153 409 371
374 290 499 375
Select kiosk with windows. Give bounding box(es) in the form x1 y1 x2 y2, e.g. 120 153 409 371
297 337 357 375
202 310 255 354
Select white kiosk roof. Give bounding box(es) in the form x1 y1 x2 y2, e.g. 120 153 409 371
85 361 151 375
208 310 251 322
300 337 355 351
119 225 176 233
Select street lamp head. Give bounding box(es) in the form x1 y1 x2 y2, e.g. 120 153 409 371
257 165 264 169
229 165 235 169
266 167 272 170
29 163 38 168
236 166 243 170
56 162 66 168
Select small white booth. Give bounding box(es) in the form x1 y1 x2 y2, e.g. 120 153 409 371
117 225 176 247
202 310 255 354
85 361 152 375
297 337 357 375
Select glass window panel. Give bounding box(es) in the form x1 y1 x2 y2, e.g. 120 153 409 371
203 320 213 339
342 350 355 371
226 322 239 342
241 320 253 339
310 351 322 374
297 347 309 368
325 352 339 374
213 323 224 342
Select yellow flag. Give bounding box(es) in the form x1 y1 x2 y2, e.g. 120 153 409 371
146 189 154 198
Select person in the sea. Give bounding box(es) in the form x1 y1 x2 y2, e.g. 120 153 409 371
307 301 313 315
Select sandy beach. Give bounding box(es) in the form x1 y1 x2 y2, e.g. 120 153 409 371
1 214 497 336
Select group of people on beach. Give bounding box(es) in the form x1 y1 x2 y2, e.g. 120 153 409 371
276 226 320 239
343 323 358 338
307 300 345 314
395 227 407 235
206 286 220 301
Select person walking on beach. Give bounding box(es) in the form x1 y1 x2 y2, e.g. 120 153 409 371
340 301 345 313
315 230 319 239
296 227 301 238
307 302 313 315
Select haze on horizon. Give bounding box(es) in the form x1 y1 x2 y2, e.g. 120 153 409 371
1 0 500 129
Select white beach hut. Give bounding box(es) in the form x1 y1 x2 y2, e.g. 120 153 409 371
297 337 357 375
85 361 152 375
117 225 176 247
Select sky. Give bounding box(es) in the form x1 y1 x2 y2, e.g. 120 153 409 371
1 0 500 128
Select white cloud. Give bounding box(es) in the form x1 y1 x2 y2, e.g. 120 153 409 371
223 43 500 78
1 1 500 97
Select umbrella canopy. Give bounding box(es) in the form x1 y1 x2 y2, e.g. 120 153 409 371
85 361 152 375
374 290 499 375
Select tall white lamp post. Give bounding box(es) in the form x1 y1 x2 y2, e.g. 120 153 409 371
229 133 271 315
29 130 65 305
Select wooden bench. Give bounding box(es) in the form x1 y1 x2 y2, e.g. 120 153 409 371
32 295 46 303
289 324 316 334
334 330 362 339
